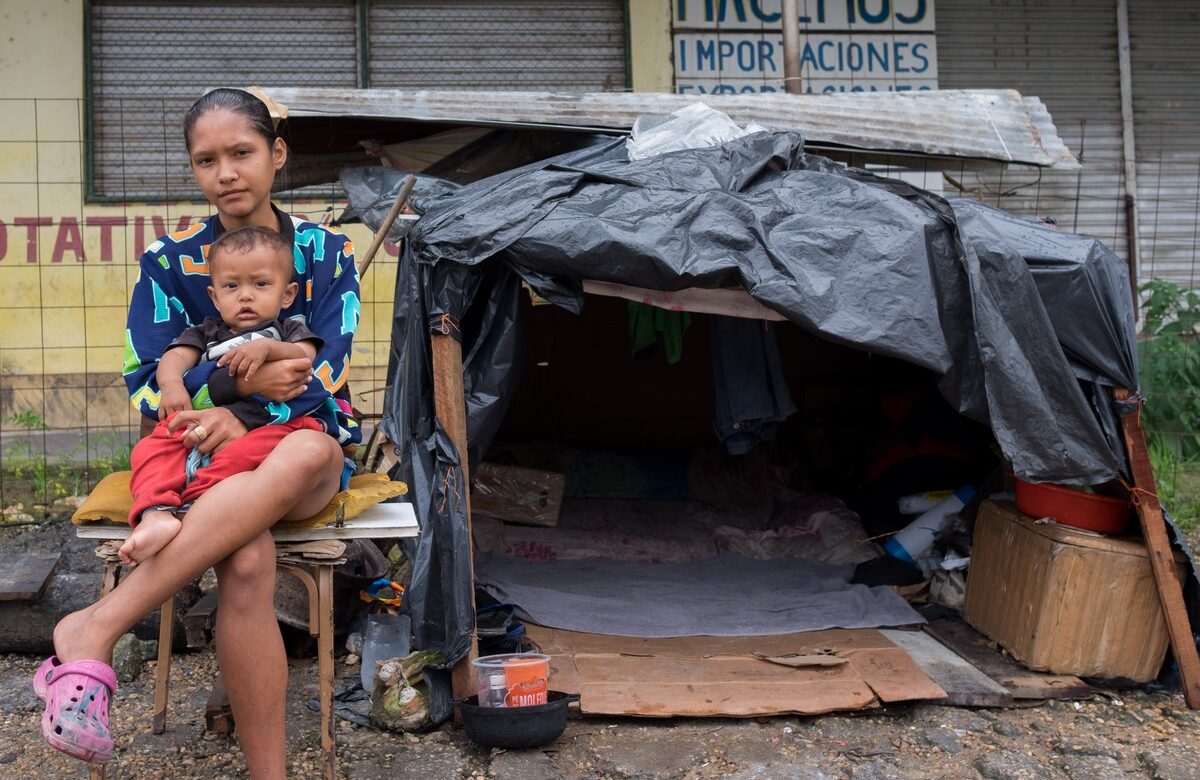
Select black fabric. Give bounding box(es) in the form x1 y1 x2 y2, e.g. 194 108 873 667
350 130 1144 669
184 317 320 430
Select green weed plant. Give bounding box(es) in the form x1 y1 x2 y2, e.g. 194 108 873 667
1140 280 1200 530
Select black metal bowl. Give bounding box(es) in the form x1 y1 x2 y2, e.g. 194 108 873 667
452 691 580 749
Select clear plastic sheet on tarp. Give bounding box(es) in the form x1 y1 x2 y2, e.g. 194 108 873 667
345 128 1182 674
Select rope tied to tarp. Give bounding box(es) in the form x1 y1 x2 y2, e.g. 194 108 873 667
429 313 461 339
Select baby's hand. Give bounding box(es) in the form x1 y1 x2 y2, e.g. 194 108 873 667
218 339 273 380
158 386 193 420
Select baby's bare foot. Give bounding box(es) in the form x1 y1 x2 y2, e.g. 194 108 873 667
118 510 181 568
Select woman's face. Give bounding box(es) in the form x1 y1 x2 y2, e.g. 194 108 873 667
187 108 286 227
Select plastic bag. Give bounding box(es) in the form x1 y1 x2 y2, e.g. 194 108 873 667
626 102 767 161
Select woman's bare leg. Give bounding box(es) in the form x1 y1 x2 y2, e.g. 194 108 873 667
52 430 343 667
214 531 287 780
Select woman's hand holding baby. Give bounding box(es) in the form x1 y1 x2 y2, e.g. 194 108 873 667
234 356 313 402
168 407 248 454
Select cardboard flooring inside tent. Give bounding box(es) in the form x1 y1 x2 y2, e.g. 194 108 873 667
527 624 947 717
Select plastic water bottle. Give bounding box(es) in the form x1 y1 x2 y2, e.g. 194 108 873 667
360 612 411 693
884 486 976 563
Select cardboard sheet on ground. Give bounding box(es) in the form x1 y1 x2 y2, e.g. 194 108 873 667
527 625 945 717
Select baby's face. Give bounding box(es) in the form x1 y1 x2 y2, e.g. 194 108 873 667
207 246 297 332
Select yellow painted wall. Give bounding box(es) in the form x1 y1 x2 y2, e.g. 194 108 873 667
1 0 675 432
628 0 674 92
0 0 392 431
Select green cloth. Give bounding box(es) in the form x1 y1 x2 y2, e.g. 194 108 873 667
627 302 691 364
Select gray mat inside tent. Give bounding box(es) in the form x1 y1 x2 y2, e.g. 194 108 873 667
475 552 923 638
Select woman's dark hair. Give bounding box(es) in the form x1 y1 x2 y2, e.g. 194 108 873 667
183 88 277 151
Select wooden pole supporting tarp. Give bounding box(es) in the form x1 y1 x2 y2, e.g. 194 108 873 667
430 321 479 702
1115 387 1200 708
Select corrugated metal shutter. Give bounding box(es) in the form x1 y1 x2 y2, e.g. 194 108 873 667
368 0 627 91
1129 2 1200 286
937 0 1126 259
89 1 358 200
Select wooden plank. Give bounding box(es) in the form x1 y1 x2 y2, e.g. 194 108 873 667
582 279 788 322
925 619 1091 700
152 597 175 735
1115 387 1200 709
528 625 944 717
205 678 235 735
76 502 419 542
431 329 480 704
882 629 1013 707
472 463 565 527
0 554 60 601
183 589 219 649
844 645 948 704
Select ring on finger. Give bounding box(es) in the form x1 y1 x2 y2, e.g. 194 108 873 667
192 424 208 441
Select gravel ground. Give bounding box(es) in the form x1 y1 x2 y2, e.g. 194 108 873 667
1 523 1197 778
3 650 1200 780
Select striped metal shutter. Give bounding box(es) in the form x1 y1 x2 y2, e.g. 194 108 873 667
367 0 627 91
936 1 1126 260
1129 3 1200 286
89 1 358 200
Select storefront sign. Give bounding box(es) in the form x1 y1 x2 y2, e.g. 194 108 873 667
673 0 937 94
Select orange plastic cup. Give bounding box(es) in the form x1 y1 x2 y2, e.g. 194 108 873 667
503 655 550 707
471 653 550 707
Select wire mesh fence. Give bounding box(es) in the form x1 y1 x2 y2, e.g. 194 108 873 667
1 95 1198 526
0 97 397 515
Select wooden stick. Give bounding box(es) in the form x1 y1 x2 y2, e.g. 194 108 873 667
1114 387 1200 708
430 329 479 703
152 596 175 734
317 564 337 780
357 174 416 278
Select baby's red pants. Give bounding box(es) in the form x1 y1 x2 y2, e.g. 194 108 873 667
128 413 323 525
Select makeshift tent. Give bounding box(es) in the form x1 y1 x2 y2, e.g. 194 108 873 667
342 128 1197 697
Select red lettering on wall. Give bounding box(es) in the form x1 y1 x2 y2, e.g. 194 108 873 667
51 217 86 263
13 217 53 263
86 216 124 262
0 218 7 261
151 215 195 241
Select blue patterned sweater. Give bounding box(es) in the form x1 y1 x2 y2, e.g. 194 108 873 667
123 206 362 446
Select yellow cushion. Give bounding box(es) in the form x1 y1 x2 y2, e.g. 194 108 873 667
72 471 408 528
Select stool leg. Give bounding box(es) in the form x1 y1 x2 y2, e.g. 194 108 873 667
153 596 174 734
317 565 336 780
88 764 105 780
100 561 120 597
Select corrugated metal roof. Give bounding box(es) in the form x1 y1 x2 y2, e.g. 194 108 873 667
254 87 1079 170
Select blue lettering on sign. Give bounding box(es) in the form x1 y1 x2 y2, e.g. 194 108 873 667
678 83 781 95
911 42 930 72
858 0 889 24
894 41 910 72
749 0 780 23
678 0 828 24
697 39 717 71
896 0 926 24
678 0 924 25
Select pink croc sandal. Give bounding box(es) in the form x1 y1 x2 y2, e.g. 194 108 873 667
33 656 117 764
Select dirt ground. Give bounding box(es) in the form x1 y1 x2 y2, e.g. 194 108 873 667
2 646 1200 780
1 524 1199 779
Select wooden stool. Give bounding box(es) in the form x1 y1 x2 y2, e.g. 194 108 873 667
77 503 417 780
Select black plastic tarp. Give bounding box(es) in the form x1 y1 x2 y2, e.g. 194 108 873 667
347 130 1146 666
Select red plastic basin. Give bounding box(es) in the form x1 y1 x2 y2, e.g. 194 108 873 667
1014 478 1132 535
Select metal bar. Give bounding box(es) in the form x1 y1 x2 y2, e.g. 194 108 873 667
1116 0 1141 309
781 0 802 95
